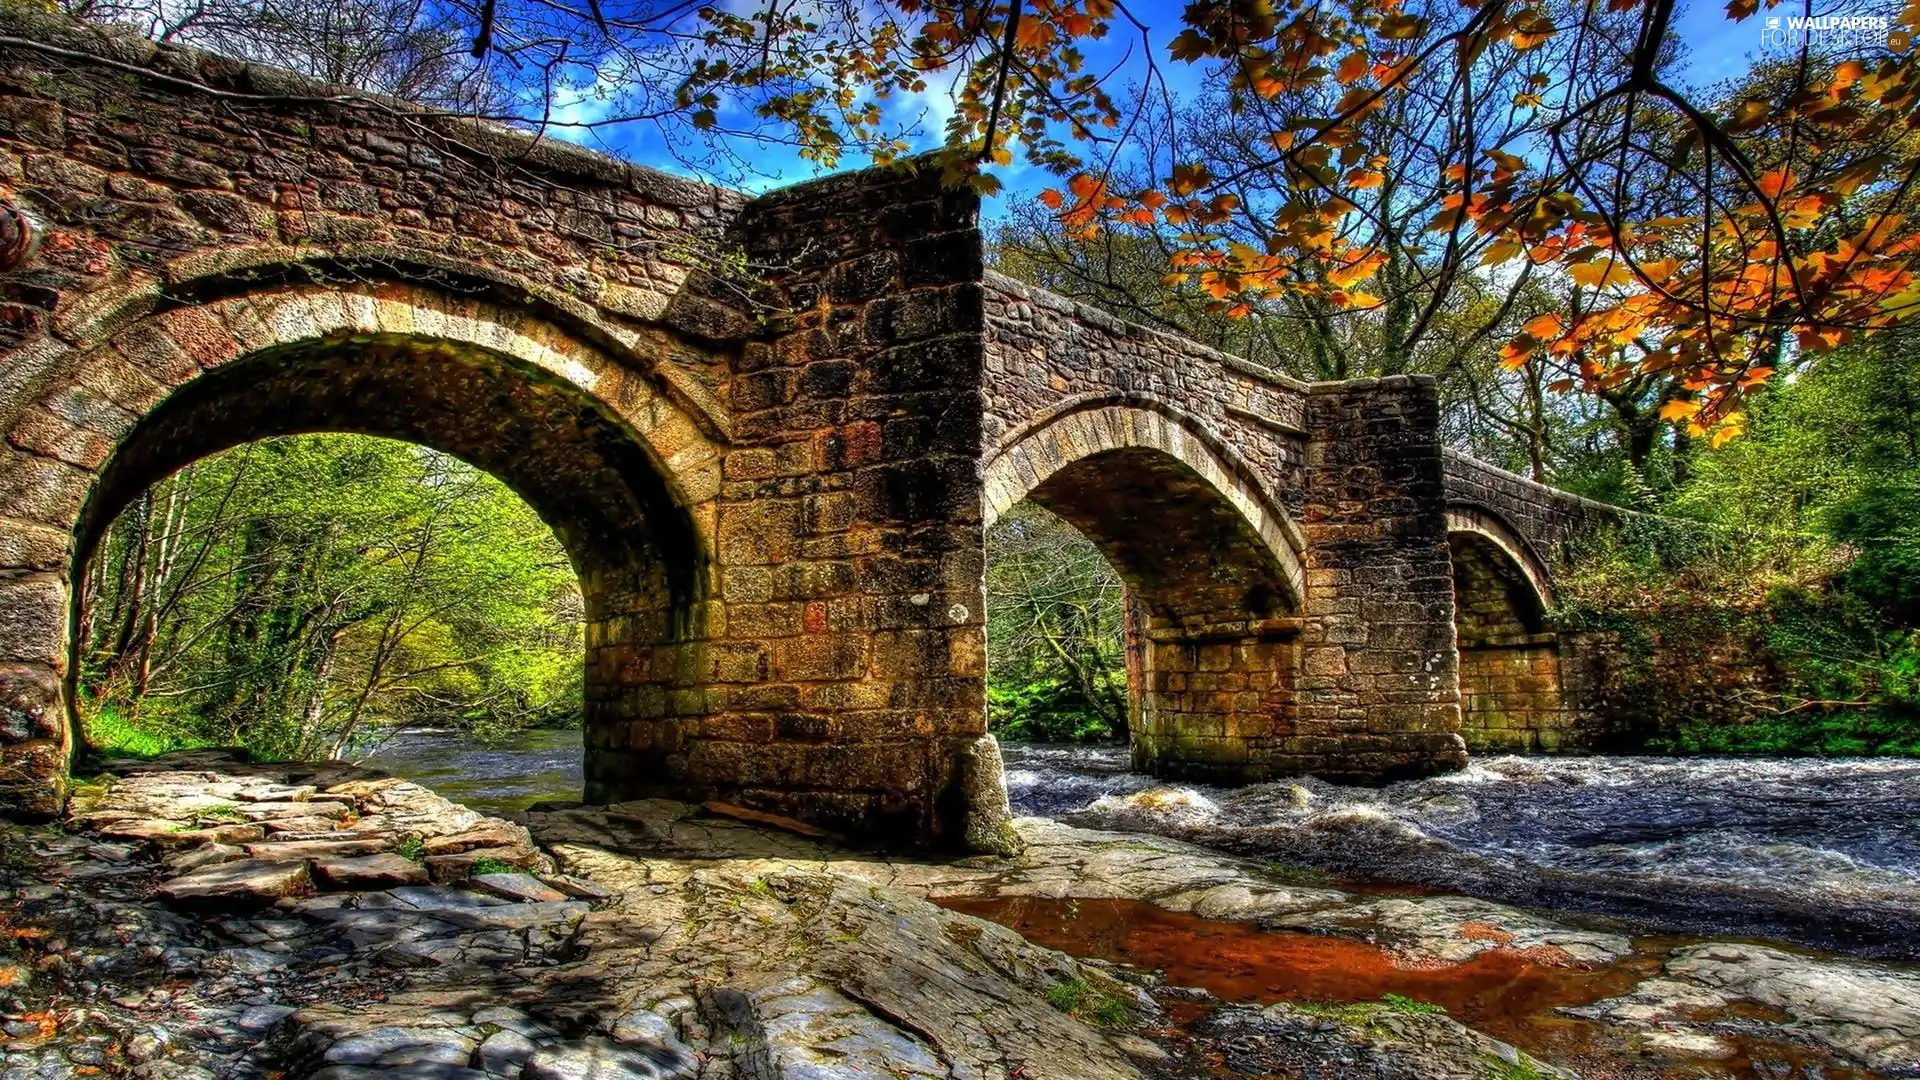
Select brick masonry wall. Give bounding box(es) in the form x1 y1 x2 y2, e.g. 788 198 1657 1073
1296 377 1468 780
587 165 994 843
983 272 1311 513
1442 449 1620 564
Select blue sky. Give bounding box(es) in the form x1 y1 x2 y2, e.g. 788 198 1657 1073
547 0 1788 220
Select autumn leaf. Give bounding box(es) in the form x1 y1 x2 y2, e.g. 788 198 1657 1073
1481 239 1523 264
1169 162 1213 196
1659 398 1703 421
1522 313 1565 338
1336 51 1369 84
1039 188 1065 209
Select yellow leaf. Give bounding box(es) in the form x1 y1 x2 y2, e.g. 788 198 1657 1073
1659 398 1702 421
1481 239 1523 265
1569 259 1633 289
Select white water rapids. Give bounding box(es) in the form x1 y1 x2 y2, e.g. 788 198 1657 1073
1002 745 1920 958
363 729 1920 959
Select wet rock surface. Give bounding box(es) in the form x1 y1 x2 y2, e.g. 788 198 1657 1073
4 750 1917 1079
1002 745 1920 960
1569 942 1920 1075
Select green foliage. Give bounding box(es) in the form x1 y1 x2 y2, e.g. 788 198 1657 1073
395 836 427 863
985 504 1128 744
468 856 518 877
80 434 583 763
1043 978 1131 1027
1487 1055 1559 1080
1294 994 1447 1023
189 804 248 826
988 677 1122 743
1558 330 1920 756
83 702 215 758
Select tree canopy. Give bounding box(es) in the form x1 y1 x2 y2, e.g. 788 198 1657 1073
62 0 1920 441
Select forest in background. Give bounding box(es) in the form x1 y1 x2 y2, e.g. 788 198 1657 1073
80 435 584 761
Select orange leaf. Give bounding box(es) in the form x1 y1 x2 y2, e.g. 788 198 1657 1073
1336 51 1369 84
1522 313 1565 338
1659 398 1702 421
1754 169 1792 200
1039 188 1065 209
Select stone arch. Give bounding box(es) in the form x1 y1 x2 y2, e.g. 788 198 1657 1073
0 281 725 814
1447 505 1565 753
985 400 1306 604
983 402 1306 780
1445 505 1555 614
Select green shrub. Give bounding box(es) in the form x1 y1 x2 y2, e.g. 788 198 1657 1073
988 676 1124 743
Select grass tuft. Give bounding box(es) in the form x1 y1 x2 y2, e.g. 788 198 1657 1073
1044 977 1130 1028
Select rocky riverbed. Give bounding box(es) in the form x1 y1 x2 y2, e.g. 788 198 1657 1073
2 749 1917 1079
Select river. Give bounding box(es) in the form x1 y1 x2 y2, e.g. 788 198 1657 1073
361 730 1920 959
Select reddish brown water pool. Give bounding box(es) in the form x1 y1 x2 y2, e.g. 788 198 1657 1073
941 895 1878 1079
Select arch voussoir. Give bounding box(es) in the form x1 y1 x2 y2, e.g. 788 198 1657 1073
985 402 1307 604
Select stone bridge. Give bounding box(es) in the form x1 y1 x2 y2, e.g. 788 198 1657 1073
0 11 1619 847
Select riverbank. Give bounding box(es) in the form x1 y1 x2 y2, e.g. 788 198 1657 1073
4 750 1917 1079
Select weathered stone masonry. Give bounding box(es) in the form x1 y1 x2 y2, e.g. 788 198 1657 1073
1442 451 1622 753
0 10 1624 844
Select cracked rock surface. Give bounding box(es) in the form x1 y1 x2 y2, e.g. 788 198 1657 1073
6 751 1914 1079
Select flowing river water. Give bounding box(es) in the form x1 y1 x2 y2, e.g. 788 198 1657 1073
362 730 1920 1077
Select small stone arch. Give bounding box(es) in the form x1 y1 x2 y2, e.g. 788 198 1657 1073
1446 504 1568 753
985 401 1306 605
1446 504 1556 615
982 401 1307 781
0 281 725 814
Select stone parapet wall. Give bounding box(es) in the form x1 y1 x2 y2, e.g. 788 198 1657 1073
982 271 1310 514
1442 449 1621 567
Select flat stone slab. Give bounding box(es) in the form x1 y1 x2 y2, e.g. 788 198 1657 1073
387 886 510 910
156 859 312 908
150 823 267 850
471 872 566 903
523 1036 698 1080
240 801 351 820
233 784 317 802
313 854 430 890
426 846 537 883
263 816 354 835
246 837 393 861
421 825 532 856
94 818 190 842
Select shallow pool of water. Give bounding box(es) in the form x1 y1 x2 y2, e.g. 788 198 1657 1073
943 895 1879 1080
